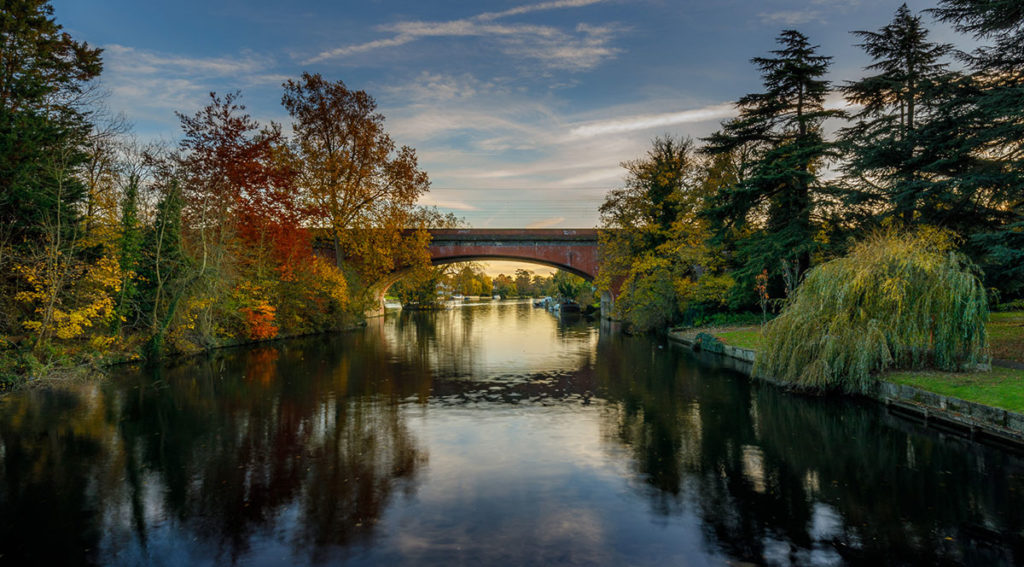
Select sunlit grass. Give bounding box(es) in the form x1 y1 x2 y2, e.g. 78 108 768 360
886 366 1024 414
697 310 1024 413
714 327 763 351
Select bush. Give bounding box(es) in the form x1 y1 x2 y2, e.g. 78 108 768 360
759 230 988 393
615 256 678 332
994 298 1024 313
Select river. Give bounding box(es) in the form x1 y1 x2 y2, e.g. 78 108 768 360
1 300 1022 565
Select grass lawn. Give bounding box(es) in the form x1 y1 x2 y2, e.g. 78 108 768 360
713 326 764 351
697 311 1024 413
989 311 1024 362
885 366 1024 414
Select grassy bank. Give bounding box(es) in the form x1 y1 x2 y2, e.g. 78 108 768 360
885 366 1024 414
686 311 1024 412
989 311 1024 363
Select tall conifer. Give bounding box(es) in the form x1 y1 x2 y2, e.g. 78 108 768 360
839 4 957 227
0 0 102 244
702 30 842 291
930 0 1024 296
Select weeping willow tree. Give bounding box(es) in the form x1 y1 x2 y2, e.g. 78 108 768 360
759 229 988 393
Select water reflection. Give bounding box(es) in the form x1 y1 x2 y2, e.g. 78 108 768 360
597 337 1024 565
0 301 1022 565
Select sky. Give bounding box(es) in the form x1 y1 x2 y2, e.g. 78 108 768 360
53 0 969 239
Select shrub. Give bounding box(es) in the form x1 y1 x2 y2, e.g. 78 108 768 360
759 229 988 393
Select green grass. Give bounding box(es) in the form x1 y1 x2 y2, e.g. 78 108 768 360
714 327 764 351
684 312 1024 412
988 311 1024 362
885 366 1024 414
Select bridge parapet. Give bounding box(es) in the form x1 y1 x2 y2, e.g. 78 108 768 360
425 228 599 280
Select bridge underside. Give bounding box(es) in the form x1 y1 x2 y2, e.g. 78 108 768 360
428 255 593 280
363 229 618 317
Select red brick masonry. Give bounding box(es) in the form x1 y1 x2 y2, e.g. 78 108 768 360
425 228 600 280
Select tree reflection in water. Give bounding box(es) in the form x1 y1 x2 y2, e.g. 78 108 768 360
1 303 1024 565
0 335 427 565
596 335 1024 565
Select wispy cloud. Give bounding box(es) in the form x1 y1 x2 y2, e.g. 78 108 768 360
304 0 618 70
101 44 285 126
476 0 607 21
104 44 273 77
418 195 479 211
758 10 824 26
526 217 567 228
566 104 735 139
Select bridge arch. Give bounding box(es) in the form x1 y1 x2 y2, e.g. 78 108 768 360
427 255 595 281
364 229 617 316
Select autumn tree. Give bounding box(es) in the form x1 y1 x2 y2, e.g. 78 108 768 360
0 0 103 348
597 136 733 329
281 73 431 288
173 92 300 342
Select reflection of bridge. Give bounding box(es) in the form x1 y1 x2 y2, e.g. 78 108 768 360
363 228 617 317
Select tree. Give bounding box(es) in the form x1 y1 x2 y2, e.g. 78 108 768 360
553 271 590 304
839 4 957 228
929 0 1024 297
173 92 298 342
702 30 843 290
759 229 987 393
176 92 289 275
492 274 517 298
598 136 700 297
136 179 191 356
600 136 697 250
0 0 102 245
598 137 734 329
282 73 430 284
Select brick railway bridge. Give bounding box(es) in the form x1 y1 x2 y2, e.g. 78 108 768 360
361 228 617 316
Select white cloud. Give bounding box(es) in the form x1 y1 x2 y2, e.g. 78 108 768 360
304 0 618 70
101 44 284 126
758 10 824 26
476 0 607 22
104 44 274 79
418 195 479 211
554 167 625 187
566 103 735 139
526 217 567 228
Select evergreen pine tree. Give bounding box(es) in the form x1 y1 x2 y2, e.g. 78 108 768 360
930 0 1024 297
0 1 103 244
116 173 143 328
702 30 843 292
839 4 957 228
139 180 191 356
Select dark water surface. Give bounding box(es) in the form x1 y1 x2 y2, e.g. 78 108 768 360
2 300 1024 566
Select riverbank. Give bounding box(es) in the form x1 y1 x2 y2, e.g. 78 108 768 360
0 320 367 393
669 312 1024 446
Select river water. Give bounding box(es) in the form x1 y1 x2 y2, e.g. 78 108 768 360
1 300 1023 566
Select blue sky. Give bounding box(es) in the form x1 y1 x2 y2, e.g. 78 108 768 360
54 0 967 230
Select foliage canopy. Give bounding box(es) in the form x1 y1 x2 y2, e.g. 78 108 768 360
759 229 988 392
